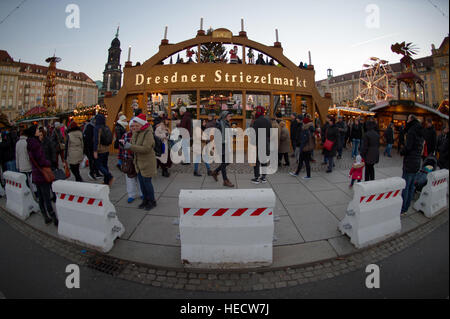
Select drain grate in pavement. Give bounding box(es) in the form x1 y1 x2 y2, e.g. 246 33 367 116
85 254 127 276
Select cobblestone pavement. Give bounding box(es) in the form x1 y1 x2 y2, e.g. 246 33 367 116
0 203 447 292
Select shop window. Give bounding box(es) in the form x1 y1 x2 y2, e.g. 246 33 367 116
144 93 168 116
273 94 292 118
245 92 270 119
200 90 243 116
171 91 197 119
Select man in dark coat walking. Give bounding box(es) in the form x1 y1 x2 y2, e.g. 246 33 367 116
361 121 380 181
83 117 100 180
251 106 272 184
400 114 424 214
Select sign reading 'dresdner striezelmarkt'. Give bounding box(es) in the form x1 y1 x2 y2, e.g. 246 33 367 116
134 69 308 89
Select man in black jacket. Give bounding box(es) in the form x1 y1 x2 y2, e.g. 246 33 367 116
351 118 363 158
83 117 100 180
361 121 380 181
400 114 424 214
251 106 272 184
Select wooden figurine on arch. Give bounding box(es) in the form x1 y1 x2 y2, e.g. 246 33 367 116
247 48 254 64
229 45 239 64
186 47 195 63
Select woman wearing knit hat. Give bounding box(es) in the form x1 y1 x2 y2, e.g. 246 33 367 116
123 113 157 210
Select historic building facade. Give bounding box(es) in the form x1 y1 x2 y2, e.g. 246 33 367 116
0 50 98 121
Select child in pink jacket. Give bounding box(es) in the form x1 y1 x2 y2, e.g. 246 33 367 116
349 155 365 188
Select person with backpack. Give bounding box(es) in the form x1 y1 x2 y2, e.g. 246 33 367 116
93 113 114 187
123 113 157 211
289 115 315 179
83 117 101 180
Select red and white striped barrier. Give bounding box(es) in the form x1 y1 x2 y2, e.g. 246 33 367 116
182 207 273 217
2 171 39 220
339 177 405 248
179 189 275 269
414 169 448 218
52 180 124 253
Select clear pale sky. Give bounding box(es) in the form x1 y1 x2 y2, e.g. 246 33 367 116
0 0 448 82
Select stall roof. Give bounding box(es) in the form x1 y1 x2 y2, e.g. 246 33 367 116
370 101 449 120
15 116 59 124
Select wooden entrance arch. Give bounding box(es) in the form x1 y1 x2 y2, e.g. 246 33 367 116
104 28 332 129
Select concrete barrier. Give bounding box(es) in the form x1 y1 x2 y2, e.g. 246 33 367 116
414 169 448 218
2 171 39 220
52 180 124 253
339 177 406 249
179 188 275 269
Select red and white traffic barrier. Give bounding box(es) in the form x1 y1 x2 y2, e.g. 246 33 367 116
179 189 275 269
52 180 124 253
414 169 448 218
2 171 39 220
339 177 405 248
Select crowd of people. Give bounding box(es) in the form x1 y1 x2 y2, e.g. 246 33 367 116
1 108 448 224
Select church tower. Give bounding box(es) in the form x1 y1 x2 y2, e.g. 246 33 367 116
101 26 122 97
